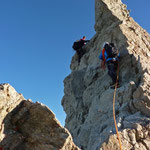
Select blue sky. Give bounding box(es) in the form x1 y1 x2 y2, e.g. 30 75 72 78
0 0 149 126
122 0 150 33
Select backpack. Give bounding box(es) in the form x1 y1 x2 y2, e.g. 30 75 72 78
72 40 84 51
72 41 80 50
104 43 118 58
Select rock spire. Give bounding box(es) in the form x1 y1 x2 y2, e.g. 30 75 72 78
62 0 150 149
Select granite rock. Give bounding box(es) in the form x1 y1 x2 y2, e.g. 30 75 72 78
62 0 150 149
0 84 80 150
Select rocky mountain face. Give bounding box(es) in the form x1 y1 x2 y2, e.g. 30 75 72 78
0 84 80 150
0 1 150 150
62 0 150 150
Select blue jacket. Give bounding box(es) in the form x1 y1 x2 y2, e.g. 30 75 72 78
99 50 120 62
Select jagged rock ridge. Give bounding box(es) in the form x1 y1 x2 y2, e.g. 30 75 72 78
62 0 150 150
0 84 80 150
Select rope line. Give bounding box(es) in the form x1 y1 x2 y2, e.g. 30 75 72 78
113 63 122 150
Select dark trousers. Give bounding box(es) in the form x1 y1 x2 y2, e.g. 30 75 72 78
76 48 86 63
107 61 118 84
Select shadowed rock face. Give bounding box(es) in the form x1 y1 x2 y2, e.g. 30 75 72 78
0 84 80 150
62 0 150 150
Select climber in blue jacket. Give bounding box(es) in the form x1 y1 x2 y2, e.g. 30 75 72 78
99 42 120 88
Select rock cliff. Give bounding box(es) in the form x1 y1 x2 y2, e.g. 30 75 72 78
62 0 150 150
0 84 80 150
0 1 150 150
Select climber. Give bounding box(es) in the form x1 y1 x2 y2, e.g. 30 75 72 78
72 36 89 63
99 42 120 88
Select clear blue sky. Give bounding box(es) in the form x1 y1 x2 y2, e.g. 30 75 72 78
0 0 149 126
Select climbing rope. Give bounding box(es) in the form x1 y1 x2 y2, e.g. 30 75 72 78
112 63 122 150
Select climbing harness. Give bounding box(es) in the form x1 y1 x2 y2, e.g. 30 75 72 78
112 63 122 150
